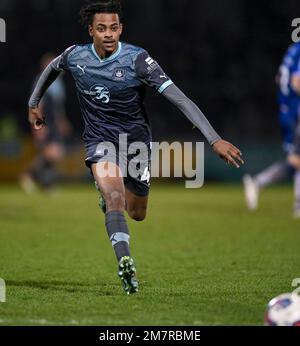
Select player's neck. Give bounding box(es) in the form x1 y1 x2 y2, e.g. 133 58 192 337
94 43 118 60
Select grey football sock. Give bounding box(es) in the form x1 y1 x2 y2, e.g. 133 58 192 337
254 161 292 189
105 211 130 262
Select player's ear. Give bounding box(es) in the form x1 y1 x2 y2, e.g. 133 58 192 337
88 25 93 37
119 23 123 35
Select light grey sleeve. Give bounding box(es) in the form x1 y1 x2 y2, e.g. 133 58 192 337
162 83 221 145
28 57 62 108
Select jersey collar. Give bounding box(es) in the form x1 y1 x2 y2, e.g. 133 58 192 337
91 42 122 63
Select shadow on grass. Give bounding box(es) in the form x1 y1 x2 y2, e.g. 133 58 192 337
6 280 120 296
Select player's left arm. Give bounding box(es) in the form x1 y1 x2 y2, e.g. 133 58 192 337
135 50 243 168
162 84 244 168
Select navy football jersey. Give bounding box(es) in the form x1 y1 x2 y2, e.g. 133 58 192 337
54 41 173 145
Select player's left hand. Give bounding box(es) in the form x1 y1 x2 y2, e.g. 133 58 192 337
212 139 244 168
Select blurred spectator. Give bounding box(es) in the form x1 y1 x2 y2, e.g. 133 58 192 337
20 53 72 193
243 42 300 217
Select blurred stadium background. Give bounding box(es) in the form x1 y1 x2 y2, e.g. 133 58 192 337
1 0 300 326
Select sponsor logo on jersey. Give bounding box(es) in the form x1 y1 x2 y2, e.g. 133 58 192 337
145 56 158 73
145 57 154 65
83 84 110 104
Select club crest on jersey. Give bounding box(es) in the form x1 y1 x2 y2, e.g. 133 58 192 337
88 84 110 104
113 68 126 81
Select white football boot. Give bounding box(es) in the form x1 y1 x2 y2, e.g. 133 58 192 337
243 174 259 211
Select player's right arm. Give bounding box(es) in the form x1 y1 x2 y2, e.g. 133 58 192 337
28 46 75 130
28 58 63 130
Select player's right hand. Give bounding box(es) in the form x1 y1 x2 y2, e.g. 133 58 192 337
28 107 46 130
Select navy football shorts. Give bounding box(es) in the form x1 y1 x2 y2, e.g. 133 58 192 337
85 141 151 197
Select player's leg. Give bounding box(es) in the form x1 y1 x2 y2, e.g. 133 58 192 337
124 141 151 221
95 180 149 221
294 169 300 218
243 160 294 211
94 180 107 213
288 128 300 219
243 174 259 211
92 161 126 213
40 142 64 191
20 128 48 193
20 131 64 193
287 153 300 218
244 108 298 211
125 187 148 221
91 161 138 294
253 160 293 188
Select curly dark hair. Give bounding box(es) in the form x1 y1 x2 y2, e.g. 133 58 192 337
79 1 123 27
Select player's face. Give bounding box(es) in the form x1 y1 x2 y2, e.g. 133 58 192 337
89 13 123 58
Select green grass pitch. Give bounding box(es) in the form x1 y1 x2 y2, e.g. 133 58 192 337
0 183 299 326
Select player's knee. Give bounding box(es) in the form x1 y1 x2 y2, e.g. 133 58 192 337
106 190 125 211
128 208 147 222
